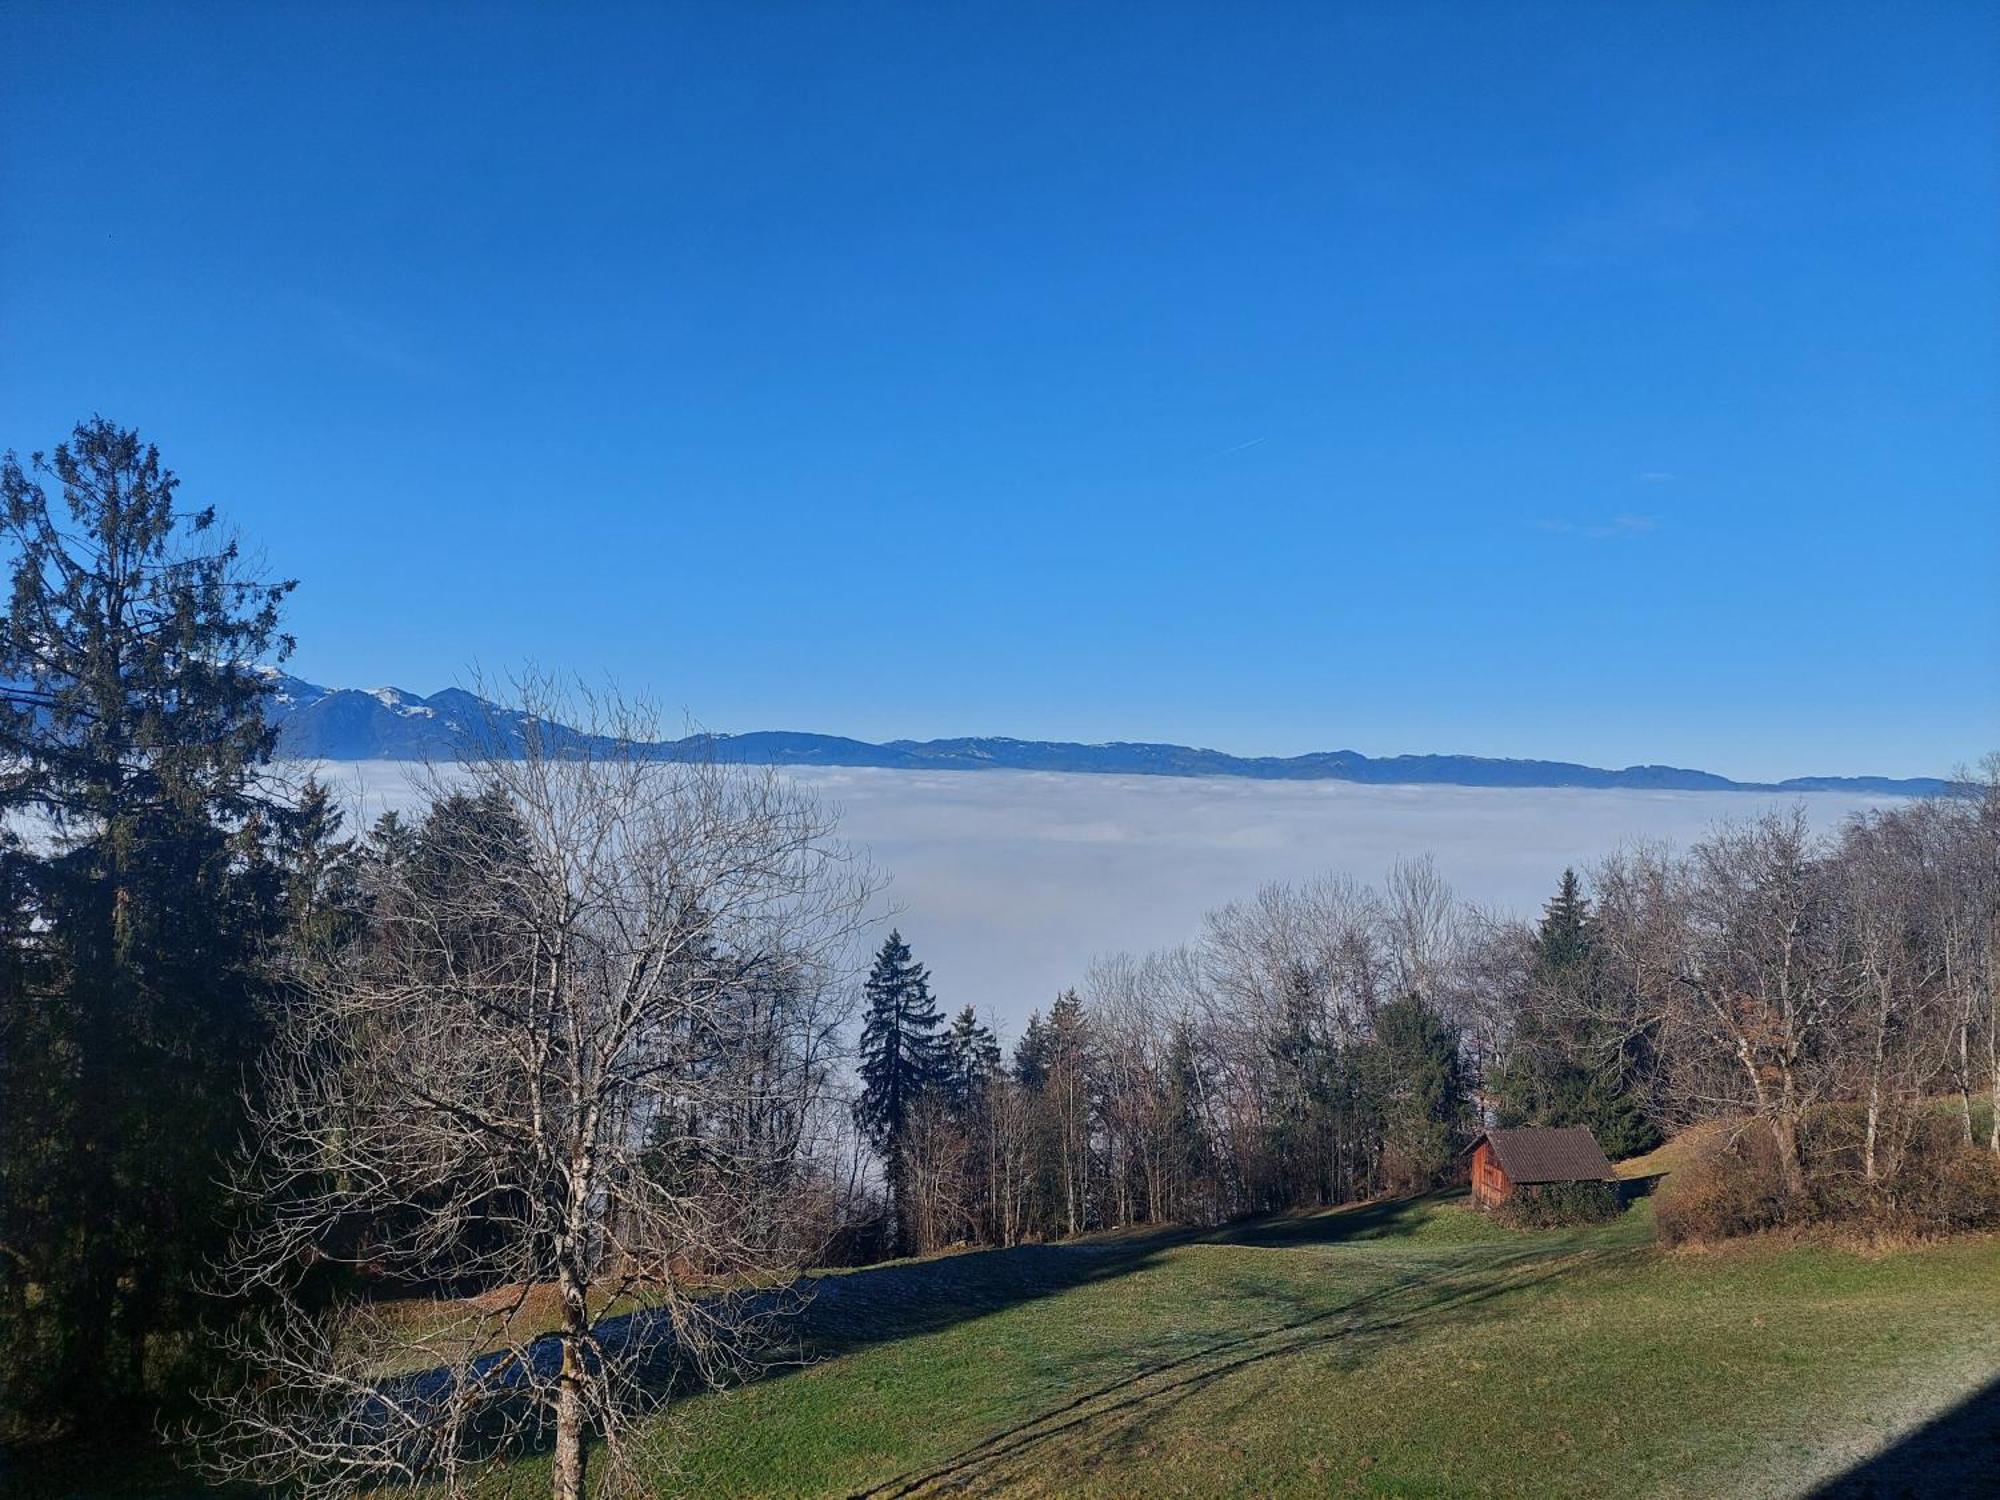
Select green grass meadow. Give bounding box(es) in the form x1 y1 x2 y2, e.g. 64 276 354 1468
468 1193 2000 1499
16 1190 1999 1498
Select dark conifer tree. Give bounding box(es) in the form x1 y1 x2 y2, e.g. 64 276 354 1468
942 1004 1002 1118
1042 990 1097 1235
854 930 944 1246
1373 994 1471 1191
1264 963 1333 1209
1012 1008 1051 1089
0 420 296 1429
366 807 419 871
273 778 366 956
1538 867 1592 970
1160 1015 1217 1222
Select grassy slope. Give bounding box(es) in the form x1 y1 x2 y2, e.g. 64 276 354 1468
21 1191 1996 1498
466 1195 2000 1499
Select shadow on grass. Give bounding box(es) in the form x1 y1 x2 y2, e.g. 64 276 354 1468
1206 1192 1463 1247
791 1228 1196 1354
792 1188 1582 1357
1806 1372 2000 1499
339 1223 1213 1485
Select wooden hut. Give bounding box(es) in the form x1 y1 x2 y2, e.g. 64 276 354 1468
1466 1126 1614 1210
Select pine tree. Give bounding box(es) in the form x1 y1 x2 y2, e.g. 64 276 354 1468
942 1005 1002 1118
854 930 945 1245
0 420 296 1428
1537 867 1592 970
1043 990 1097 1236
366 807 419 870
1012 1008 1051 1089
1374 994 1471 1192
273 779 366 956
1264 963 1334 1209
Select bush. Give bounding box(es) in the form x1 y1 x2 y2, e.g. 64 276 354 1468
1876 1116 2000 1234
1494 1179 1622 1228
1656 1115 2000 1245
1654 1129 1789 1245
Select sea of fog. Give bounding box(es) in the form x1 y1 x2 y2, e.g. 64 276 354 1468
307 761 1899 1038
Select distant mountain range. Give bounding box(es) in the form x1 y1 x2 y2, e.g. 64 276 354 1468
262 675 1955 796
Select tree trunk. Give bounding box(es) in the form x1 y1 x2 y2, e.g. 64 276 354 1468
1989 985 2000 1156
554 1124 595 1500
553 1335 587 1500
1863 977 1891 1183
1771 1051 1806 1204
553 1270 590 1500
1771 1111 1805 1202
1957 1017 1976 1146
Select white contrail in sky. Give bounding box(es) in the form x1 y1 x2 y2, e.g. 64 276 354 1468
1210 437 1266 457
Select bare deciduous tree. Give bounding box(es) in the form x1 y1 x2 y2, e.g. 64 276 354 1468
1642 811 1846 1199
200 687 876 1500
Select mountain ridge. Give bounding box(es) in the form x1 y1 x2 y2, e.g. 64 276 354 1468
263 675 1956 797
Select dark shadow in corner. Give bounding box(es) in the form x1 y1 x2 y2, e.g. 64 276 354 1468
1806 1371 2000 1499
1615 1172 1666 1207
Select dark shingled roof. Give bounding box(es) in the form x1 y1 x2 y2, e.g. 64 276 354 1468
1470 1127 1614 1184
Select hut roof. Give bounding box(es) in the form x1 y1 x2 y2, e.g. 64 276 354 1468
1468 1127 1614 1184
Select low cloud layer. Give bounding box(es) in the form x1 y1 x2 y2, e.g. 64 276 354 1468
318 762 1897 1042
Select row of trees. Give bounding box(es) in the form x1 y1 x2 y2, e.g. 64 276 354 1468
852 864 1480 1254
854 787 2000 1253
1575 796 2000 1220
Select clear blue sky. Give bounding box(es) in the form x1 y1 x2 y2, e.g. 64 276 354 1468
3 3 1994 780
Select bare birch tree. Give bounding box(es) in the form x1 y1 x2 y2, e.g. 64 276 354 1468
200 687 876 1500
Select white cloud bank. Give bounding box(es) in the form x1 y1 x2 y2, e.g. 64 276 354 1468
314 761 1900 1041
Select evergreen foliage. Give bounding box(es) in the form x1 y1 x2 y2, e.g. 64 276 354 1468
1012 1008 1051 1089
0 420 299 1433
941 1005 1002 1118
1374 994 1472 1191
854 930 944 1244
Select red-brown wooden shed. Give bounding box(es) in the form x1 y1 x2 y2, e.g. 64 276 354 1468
1466 1127 1615 1210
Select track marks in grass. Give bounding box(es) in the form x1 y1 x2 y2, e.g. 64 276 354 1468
846 1246 1628 1499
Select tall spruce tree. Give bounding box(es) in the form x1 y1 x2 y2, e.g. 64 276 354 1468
1537 867 1592 968
854 930 944 1244
0 420 296 1430
1264 963 1334 1209
1042 990 1097 1235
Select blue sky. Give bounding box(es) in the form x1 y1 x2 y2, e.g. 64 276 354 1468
3 3 1994 781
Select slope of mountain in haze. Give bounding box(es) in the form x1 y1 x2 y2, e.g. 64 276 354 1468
262 676 1955 796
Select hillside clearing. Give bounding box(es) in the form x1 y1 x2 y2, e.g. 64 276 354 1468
438 1194 1999 1499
